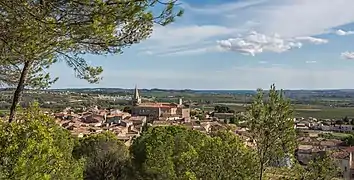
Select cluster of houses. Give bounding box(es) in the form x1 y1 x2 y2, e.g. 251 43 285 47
54 106 143 146
294 117 354 132
54 105 226 146
295 132 354 179
293 117 354 179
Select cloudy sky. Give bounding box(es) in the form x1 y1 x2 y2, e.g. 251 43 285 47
50 0 354 90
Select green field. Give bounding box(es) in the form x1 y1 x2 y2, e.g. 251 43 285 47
294 107 354 119
201 104 354 119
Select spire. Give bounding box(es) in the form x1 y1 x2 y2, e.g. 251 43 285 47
134 84 140 99
132 84 141 105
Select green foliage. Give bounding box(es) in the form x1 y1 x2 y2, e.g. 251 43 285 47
214 105 235 113
246 84 296 179
123 106 132 114
0 111 4 117
0 0 183 87
229 116 237 124
196 114 204 120
130 126 258 180
190 110 197 116
0 103 83 179
343 134 354 146
1 0 183 121
73 132 131 180
294 152 340 180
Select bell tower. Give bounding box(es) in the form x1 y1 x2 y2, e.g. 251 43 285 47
132 85 141 106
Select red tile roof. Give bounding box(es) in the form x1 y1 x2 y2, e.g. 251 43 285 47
138 103 176 108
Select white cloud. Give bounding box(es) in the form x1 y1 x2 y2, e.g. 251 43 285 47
305 61 317 64
156 46 224 57
253 0 354 37
181 0 267 14
180 0 354 38
294 37 328 45
341 51 354 59
335 29 354 36
217 31 327 56
140 25 238 56
139 0 354 57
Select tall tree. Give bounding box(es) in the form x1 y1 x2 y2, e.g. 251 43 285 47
0 103 84 179
245 84 296 180
0 0 183 122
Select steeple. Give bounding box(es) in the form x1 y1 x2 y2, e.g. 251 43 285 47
132 85 141 106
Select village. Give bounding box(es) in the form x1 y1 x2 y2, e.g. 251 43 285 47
51 86 354 179
53 86 226 146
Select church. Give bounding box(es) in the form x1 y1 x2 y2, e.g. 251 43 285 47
130 85 190 121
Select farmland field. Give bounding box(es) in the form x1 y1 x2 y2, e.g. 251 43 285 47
201 104 354 119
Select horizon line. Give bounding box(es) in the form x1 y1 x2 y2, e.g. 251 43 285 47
43 87 354 91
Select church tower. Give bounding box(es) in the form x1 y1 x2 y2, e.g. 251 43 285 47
132 85 141 106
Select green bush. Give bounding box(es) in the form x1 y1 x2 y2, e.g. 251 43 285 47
0 103 84 180
73 132 132 180
130 126 258 180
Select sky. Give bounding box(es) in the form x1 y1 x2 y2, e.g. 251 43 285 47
50 0 354 90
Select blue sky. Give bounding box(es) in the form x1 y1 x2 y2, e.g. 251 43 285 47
50 0 354 90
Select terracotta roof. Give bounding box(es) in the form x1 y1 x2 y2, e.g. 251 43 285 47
81 114 103 123
332 151 350 159
128 116 146 121
331 147 354 159
137 103 176 108
107 113 128 118
320 139 343 147
343 146 354 152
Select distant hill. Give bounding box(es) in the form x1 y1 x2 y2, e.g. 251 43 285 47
3 88 354 97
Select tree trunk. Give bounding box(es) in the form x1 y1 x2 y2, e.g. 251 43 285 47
9 61 32 123
259 162 263 180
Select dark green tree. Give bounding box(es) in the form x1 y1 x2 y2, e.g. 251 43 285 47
123 106 132 114
344 135 354 146
130 126 258 180
343 116 349 123
0 103 83 179
73 132 131 180
229 116 237 124
245 84 296 180
335 119 344 125
214 105 231 113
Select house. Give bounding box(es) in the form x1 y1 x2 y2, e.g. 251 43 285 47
333 124 354 132
317 123 354 132
296 145 323 165
295 123 309 130
81 114 104 123
200 121 224 133
332 147 354 179
120 120 133 128
106 115 122 124
127 116 147 131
